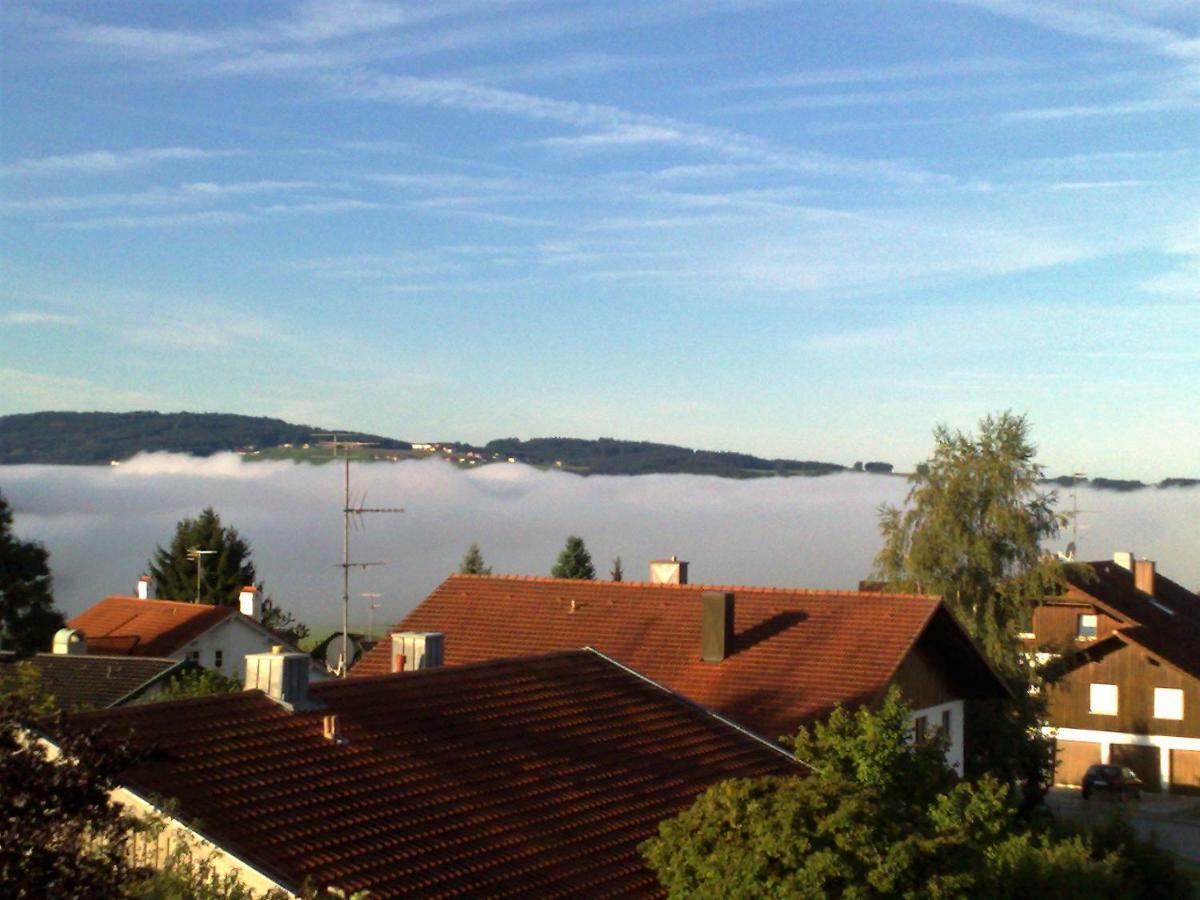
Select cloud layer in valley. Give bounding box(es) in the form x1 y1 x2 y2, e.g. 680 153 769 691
4 453 1197 637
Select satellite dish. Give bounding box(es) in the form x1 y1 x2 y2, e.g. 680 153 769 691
324 633 361 673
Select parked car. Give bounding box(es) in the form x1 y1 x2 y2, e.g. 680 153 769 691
1081 764 1143 800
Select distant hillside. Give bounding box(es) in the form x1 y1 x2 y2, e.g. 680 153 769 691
0 411 409 465
483 437 848 478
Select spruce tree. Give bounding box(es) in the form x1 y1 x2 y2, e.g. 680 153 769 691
551 535 596 580
0 490 64 653
148 508 256 605
459 543 493 575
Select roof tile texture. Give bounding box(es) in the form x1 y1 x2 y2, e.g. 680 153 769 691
68 595 236 657
17 654 182 710
354 575 943 741
75 650 796 898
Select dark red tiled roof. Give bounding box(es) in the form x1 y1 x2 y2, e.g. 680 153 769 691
72 650 797 898
68 596 236 657
9 654 185 711
1062 561 1200 680
353 575 954 740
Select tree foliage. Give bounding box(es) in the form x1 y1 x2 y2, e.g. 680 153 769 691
150 668 241 703
873 412 1069 668
148 508 257 606
0 489 65 654
551 535 595 580
643 688 1183 898
458 543 492 575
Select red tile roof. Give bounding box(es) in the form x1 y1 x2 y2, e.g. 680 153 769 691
68 596 236 657
71 650 797 898
352 575 985 741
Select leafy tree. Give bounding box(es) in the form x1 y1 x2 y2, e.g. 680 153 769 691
551 535 595 580
643 689 1178 898
149 668 241 703
610 556 623 582
0 489 65 654
260 599 310 646
458 543 492 575
873 412 1068 668
148 508 257 606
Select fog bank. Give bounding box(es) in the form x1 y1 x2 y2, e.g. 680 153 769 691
3 454 1197 634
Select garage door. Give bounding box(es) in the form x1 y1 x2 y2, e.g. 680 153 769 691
1055 739 1100 786
1111 743 1161 792
1170 749 1200 794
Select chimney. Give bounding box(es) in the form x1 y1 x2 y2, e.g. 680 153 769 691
136 575 152 600
1113 551 1134 571
1134 559 1156 597
649 556 689 585
391 632 444 673
322 714 341 742
700 591 734 663
239 586 262 621
244 646 320 711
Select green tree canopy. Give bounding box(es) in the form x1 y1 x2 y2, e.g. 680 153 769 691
642 687 1184 899
148 507 257 605
551 535 595 580
150 667 241 703
147 508 309 645
873 412 1068 667
458 543 492 575
0 489 64 654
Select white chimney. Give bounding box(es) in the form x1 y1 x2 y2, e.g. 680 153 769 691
136 575 152 600
649 556 689 585
1113 551 1134 571
244 646 320 711
239 585 262 620
391 632 444 673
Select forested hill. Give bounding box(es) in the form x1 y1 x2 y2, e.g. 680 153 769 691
483 437 855 477
0 411 409 464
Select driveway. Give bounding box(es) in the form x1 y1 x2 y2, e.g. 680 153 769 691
1046 787 1200 863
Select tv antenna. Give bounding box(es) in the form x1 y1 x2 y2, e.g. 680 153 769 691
315 434 404 676
186 547 217 603
362 592 382 642
1063 470 1097 560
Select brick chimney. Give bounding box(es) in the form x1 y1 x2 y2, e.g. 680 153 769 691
136 575 152 600
701 591 734 662
650 556 689 585
1134 559 1156 597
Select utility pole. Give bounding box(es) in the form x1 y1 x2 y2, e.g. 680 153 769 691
186 547 216 603
315 434 403 676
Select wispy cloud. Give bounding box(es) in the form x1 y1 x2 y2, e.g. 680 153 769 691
1 180 321 214
46 198 383 230
0 311 81 326
1 147 237 177
0 367 160 410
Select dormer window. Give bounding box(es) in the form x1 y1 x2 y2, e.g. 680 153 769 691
1077 614 1097 640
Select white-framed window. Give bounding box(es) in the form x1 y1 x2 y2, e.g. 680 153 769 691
1154 687 1184 720
1089 683 1118 715
1077 614 1098 639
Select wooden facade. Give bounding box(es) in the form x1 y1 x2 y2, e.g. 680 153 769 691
1029 602 1123 648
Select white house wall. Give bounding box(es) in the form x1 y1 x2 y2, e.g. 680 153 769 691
170 616 327 681
910 699 965 773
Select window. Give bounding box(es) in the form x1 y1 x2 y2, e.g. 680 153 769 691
214 649 224 670
1089 683 1118 715
941 709 951 734
1077 614 1098 639
1154 687 1184 720
913 715 927 741
188 650 200 664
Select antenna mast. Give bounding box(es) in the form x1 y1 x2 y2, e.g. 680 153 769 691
186 547 217 604
315 434 403 676
362 592 382 642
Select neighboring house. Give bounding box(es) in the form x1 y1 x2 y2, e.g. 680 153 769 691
2 647 190 711
1025 552 1200 793
66 587 325 681
60 648 796 898
352 567 1010 771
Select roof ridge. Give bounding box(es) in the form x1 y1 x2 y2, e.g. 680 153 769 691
100 595 236 614
445 572 937 601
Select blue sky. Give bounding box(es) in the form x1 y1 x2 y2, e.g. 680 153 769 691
1 1 1197 478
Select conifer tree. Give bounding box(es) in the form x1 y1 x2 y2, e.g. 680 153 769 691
551 535 596 580
148 507 257 605
0 490 64 653
458 543 492 575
